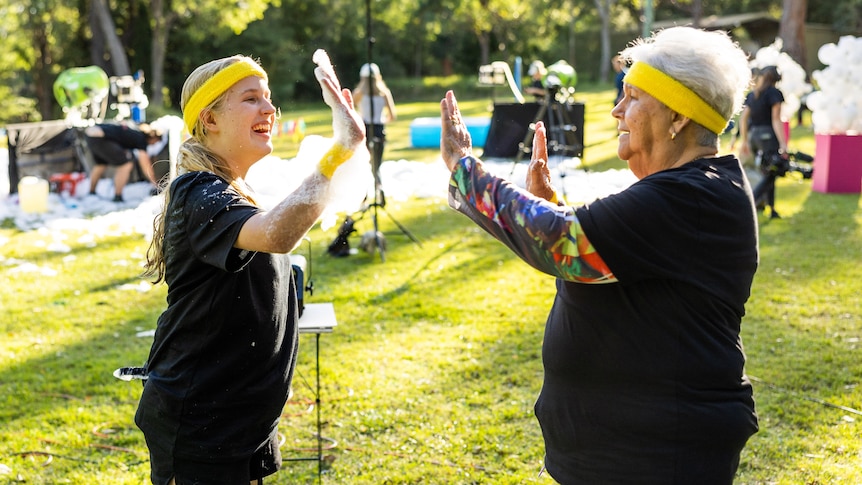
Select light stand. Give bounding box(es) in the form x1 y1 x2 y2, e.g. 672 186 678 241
356 0 420 261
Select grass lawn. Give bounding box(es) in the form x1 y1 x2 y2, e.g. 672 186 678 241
2 82 861 484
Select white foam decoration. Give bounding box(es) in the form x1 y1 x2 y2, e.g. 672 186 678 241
811 35 862 134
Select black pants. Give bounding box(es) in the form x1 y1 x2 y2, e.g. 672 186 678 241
748 125 779 213
366 123 386 191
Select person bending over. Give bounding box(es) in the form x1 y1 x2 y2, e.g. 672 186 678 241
84 122 162 201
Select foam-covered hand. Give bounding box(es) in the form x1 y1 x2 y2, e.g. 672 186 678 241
313 50 365 177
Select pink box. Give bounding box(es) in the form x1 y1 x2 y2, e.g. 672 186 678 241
812 133 862 194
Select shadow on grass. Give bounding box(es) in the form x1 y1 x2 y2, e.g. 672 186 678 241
287 203 554 483
740 183 862 483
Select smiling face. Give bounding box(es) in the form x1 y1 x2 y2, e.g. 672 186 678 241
611 84 677 179
206 75 276 176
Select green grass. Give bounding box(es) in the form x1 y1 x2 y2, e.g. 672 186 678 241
2 84 862 484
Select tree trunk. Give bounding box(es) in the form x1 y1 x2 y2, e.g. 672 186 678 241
568 12 577 72
149 0 174 108
779 0 808 72
691 0 703 27
90 0 131 76
595 0 614 83
33 21 53 120
89 1 107 70
478 30 490 66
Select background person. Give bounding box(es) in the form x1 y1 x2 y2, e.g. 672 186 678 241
439 26 758 484
353 63 396 194
739 65 787 219
137 53 365 485
612 55 626 104
84 122 162 201
525 60 548 99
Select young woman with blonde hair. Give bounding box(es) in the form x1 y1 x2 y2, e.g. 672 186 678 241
137 53 365 485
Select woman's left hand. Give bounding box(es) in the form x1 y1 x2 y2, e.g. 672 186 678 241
440 90 473 172
525 121 556 201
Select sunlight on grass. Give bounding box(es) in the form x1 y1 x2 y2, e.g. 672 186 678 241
3 84 862 484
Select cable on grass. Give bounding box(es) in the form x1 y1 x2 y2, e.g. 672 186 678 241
338 445 491 473
12 451 89 465
749 375 862 416
277 432 339 454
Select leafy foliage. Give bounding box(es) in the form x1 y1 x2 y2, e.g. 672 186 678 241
6 0 860 124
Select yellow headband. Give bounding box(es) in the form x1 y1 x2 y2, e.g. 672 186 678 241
183 60 268 133
624 62 727 135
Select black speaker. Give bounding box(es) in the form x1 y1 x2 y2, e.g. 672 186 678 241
482 101 584 159
483 102 542 158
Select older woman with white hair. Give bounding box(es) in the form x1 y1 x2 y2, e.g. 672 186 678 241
440 27 758 484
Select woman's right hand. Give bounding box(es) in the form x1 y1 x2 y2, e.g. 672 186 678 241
313 51 365 150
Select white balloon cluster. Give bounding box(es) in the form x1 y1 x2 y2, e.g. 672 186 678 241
749 39 812 122
807 36 862 134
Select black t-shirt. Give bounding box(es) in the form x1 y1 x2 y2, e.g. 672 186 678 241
87 123 150 166
745 86 784 127
536 156 759 483
136 171 299 462
100 123 149 149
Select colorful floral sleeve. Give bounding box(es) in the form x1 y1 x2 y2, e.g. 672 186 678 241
448 156 616 283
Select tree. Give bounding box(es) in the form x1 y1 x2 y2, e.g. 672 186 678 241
11 0 84 120
147 0 277 108
669 0 704 26
595 0 616 82
90 0 131 76
779 0 808 71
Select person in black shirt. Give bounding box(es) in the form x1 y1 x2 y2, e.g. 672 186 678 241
137 53 365 485
524 60 548 100
84 122 162 201
440 26 758 484
739 65 788 219
612 55 626 105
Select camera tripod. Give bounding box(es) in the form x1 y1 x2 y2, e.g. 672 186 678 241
510 89 583 200
751 148 814 220
354 140 421 261
355 0 420 262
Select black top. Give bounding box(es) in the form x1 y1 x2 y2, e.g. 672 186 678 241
536 156 759 483
745 86 784 127
614 70 625 103
529 79 546 99
136 172 299 462
86 123 150 166
448 155 760 484
99 123 149 149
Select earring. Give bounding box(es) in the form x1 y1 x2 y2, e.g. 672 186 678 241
670 131 677 141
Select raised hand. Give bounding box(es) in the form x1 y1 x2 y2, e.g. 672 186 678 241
525 121 557 202
313 50 365 150
440 90 473 172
